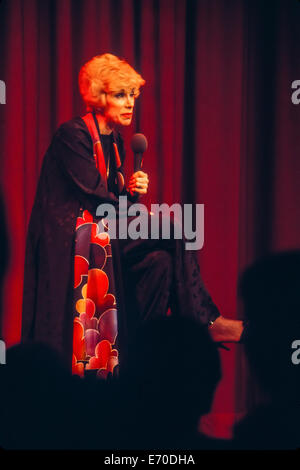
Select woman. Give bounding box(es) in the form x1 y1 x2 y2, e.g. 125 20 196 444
22 53 243 377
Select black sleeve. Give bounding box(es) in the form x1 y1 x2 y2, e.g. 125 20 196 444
52 120 119 206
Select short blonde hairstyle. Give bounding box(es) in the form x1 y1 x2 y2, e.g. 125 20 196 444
79 53 145 111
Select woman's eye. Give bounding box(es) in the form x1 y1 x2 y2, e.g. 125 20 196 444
115 93 125 98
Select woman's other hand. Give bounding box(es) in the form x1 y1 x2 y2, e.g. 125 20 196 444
208 316 244 342
127 171 149 195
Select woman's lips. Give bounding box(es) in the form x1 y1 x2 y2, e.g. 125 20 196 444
121 114 132 118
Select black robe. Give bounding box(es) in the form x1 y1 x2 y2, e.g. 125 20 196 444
22 116 220 368
22 117 132 366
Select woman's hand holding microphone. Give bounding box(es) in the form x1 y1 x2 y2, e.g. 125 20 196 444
127 171 149 195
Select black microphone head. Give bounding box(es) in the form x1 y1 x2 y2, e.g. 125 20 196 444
131 133 148 154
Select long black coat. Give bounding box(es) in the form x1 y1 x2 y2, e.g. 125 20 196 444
22 117 133 366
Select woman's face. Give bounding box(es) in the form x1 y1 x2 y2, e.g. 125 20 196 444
102 90 135 126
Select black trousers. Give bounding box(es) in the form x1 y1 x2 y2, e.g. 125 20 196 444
116 213 220 343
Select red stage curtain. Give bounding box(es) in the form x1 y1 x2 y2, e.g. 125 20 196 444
0 0 299 439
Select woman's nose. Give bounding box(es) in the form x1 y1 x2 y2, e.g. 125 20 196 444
126 94 134 107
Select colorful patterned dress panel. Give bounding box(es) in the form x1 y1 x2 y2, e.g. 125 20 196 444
72 210 119 379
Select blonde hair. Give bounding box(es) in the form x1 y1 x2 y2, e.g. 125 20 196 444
79 53 145 111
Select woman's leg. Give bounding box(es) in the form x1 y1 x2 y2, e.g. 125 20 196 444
118 212 243 342
119 242 173 341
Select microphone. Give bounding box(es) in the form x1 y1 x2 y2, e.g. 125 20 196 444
131 133 148 172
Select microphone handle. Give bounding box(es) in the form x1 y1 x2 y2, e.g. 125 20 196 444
134 152 143 172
